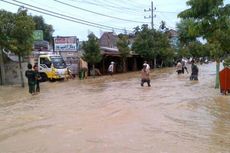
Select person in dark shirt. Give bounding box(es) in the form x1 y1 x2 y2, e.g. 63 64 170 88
190 60 199 80
33 63 41 93
25 63 36 95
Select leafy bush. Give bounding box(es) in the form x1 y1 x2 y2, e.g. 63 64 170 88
223 56 230 67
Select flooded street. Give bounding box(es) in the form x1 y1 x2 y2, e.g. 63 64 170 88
0 62 229 153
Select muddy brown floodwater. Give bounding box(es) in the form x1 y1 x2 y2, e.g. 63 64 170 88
0 62 229 153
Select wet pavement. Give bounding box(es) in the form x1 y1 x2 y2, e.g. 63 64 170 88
0 62 229 153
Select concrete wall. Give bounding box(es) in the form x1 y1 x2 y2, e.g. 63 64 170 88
4 62 28 85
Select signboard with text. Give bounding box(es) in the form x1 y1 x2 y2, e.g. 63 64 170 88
33 30 43 41
54 36 78 52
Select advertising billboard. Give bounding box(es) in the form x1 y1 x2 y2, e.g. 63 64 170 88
33 30 43 41
54 36 78 52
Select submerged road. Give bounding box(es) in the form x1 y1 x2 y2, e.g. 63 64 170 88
0 62 229 153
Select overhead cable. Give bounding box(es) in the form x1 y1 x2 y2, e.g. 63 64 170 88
9 0 133 31
54 0 149 24
65 0 142 13
11 0 126 30
1 0 132 32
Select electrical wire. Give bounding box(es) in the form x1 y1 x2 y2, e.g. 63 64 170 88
11 0 131 31
29 0 126 27
1 0 133 32
54 0 149 24
65 0 143 14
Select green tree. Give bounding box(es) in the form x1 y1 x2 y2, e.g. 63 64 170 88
133 26 141 36
176 18 201 59
12 8 35 87
132 24 174 68
178 0 230 88
0 10 15 85
223 56 230 67
176 18 198 46
82 33 102 77
154 30 173 67
132 24 156 67
117 34 130 72
188 41 204 58
177 47 191 58
159 21 166 31
32 16 54 42
0 8 35 87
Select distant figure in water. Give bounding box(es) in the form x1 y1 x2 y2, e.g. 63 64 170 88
176 60 183 75
144 60 150 71
141 64 151 87
25 63 36 95
182 58 189 74
33 63 41 93
190 60 199 80
108 61 114 76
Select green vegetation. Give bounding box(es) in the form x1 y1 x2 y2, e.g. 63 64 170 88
82 33 102 76
178 0 230 88
0 8 35 87
132 24 174 68
0 8 55 86
0 10 15 85
117 34 130 72
32 15 54 42
223 56 230 67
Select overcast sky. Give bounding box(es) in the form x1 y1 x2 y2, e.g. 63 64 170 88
0 0 226 41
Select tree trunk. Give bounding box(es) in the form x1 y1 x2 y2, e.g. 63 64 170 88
133 57 137 71
102 58 105 74
215 61 220 89
18 54 25 88
123 57 126 72
92 64 95 78
154 57 157 68
0 48 6 85
161 60 164 68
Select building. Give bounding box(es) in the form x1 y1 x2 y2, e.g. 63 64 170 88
165 29 179 49
99 32 118 48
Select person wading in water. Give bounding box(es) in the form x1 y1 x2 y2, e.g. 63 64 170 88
25 63 36 95
141 64 151 87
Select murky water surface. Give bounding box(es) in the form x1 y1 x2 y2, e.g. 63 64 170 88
0 62 229 153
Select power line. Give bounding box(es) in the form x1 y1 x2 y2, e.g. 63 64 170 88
155 10 178 14
98 0 148 12
10 0 131 31
54 0 149 24
65 0 177 20
1 0 132 32
66 0 143 13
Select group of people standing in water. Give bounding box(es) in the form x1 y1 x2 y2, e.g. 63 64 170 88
176 58 199 80
25 59 199 95
140 58 199 87
25 63 41 95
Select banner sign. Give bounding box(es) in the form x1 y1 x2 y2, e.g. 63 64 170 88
54 36 78 52
33 30 43 41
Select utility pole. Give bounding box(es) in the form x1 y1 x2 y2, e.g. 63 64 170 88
144 1 156 29
144 1 157 68
151 1 154 29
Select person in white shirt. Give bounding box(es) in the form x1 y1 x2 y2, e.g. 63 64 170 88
108 61 114 75
141 64 151 87
176 60 183 74
144 61 150 71
181 58 189 74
